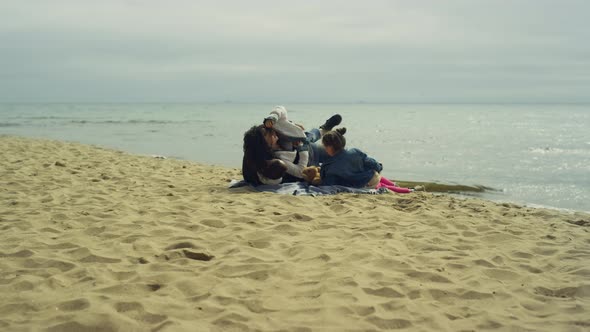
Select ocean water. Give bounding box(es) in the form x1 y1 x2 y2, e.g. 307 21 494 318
1 103 589 212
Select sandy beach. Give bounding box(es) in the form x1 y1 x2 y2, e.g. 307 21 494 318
1 135 588 331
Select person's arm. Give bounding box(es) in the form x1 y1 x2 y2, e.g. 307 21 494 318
264 118 275 128
363 156 383 173
319 166 339 186
257 161 278 181
257 159 286 185
257 172 282 185
275 149 309 179
320 173 339 186
354 148 383 173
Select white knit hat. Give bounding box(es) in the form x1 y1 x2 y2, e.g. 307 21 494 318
266 106 306 140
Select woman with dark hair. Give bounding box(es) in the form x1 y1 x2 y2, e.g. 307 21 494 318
242 125 287 185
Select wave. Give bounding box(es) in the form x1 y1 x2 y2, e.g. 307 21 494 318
26 116 74 120
70 119 211 125
0 122 20 127
528 147 590 157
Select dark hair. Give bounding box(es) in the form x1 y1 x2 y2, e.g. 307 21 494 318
265 159 287 179
322 130 346 152
243 125 274 167
242 125 275 185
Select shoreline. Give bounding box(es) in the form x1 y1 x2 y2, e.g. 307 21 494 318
4 133 586 214
1 135 589 331
2 101 589 213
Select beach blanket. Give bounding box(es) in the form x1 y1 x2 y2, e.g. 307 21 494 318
229 180 390 196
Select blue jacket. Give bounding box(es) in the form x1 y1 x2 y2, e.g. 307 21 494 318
320 148 383 187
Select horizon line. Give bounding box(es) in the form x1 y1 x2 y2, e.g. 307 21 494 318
1 101 589 105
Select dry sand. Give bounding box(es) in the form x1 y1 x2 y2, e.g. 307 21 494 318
1 135 589 332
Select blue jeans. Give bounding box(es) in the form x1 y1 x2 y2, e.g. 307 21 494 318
305 128 327 166
305 128 321 143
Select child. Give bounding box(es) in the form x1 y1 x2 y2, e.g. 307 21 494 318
319 130 411 193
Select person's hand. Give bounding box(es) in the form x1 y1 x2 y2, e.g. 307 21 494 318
264 119 274 128
311 177 321 186
302 167 315 182
302 166 321 184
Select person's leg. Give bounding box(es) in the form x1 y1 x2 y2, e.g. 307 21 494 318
305 128 322 143
384 185 412 194
379 176 396 186
306 112 344 143
320 114 342 131
377 177 412 193
308 142 328 166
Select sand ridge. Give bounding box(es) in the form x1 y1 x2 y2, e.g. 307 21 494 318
1 136 589 331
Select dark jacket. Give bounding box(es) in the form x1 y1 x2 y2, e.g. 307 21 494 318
320 148 383 187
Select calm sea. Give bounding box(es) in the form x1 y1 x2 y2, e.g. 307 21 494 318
1 103 588 212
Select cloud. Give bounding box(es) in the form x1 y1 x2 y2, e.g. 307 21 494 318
1 0 588 102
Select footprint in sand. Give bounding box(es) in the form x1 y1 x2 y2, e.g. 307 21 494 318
406 271 452 283
46 321 116 332
351 305 376 316
428 289 458 301
182 250 214 261
11 280 35 291
286 213 313 222
114 301 167 324
473 259 496 268
247 240 271 249
272 224 300 235
212 317 250 332
79 254 121 263
158 249 214 262
109 270 138 281
330 204 351 214
84 226 106 236
534 285 590 299
519 264 543 274
201 219 226 228
362 287 405 298
234 270 270 281
0 249 35 258
164 242 201 250
483 268 521 281
56 298 90 311
39 227 61 234
23 258 76 272
366 317 412 329
532 247 559 256
511 251 534 259
459 290 494 300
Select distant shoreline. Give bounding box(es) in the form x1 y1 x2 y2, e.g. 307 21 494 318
2 101 590 105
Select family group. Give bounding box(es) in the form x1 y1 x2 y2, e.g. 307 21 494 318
242 106 411 193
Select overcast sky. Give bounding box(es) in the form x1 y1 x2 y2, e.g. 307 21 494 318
0 0 588 103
